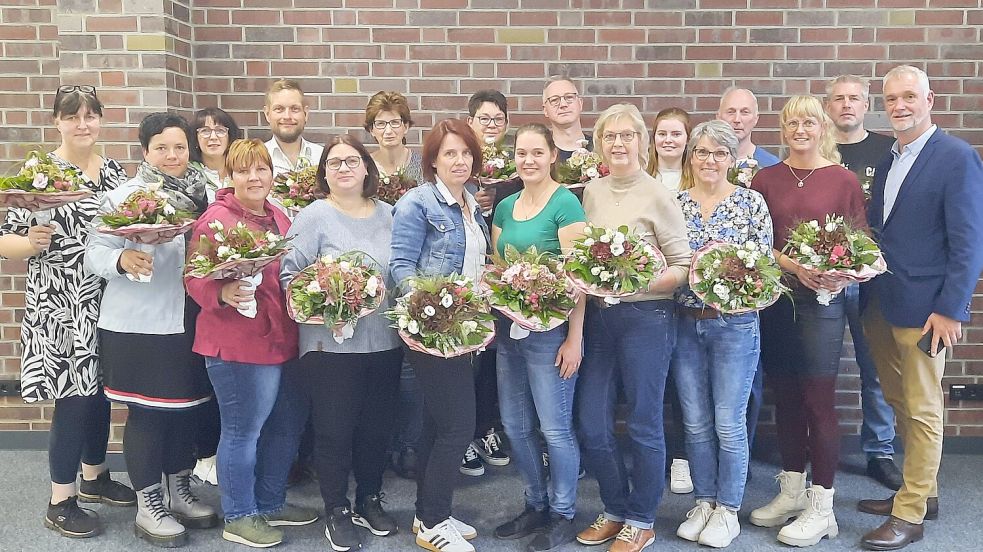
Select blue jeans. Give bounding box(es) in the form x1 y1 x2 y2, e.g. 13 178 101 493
845 284 896 459
206 357 306 520
497 321 579 519
577 300 675 530
671 311 759 510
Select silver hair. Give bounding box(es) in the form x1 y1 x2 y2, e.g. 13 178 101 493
687 120 740 160
719 87 759 115
544 75 580 94
883 65 930 95
826 74 870 101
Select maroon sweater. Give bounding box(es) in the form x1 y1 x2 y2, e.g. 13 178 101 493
185 188 298 365
750 162 867 249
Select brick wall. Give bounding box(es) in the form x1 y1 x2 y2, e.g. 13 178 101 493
2 0 982 448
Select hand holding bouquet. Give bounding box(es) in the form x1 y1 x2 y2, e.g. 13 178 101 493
386 274 496 357
727 158 759 188
557 144 609 198
0 150 92 223
564 225 667 304
783 214 887 305
689 241 786 313
287 252 386 343
271 166 318 213
376 166 417 205
483 244 578 339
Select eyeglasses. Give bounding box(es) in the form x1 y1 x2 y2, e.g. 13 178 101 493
692 148 731 162
545 93 579 108
196 127 229 138
57 85 96 96
601 131 638 144
476 115 507 127
784 119 820 131
325 156 362 171
372 119 404 131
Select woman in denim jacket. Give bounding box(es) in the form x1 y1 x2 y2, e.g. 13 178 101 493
390 118 488 552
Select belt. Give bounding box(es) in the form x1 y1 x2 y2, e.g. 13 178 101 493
678 305 721 320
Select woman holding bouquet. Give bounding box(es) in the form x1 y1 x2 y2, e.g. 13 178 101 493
670 120 774 548
85 113 216 547
489 123 587 551
186 139 316 547
390 118 488 552
574 104 692 552
280 135 403 551
0 85 133 538
748 96 866 547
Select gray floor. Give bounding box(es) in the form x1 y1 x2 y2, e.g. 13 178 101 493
0 450 979 551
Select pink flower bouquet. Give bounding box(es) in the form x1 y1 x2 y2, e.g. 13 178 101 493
483 244 577 338
689 241 786 313
96 181 196 245
0 150 92 222
271 166 318 214
564 225 667 304
185 220 291 280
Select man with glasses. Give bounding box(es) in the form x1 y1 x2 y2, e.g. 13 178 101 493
825 75 903 492
263 79 323 177
543 76 591 162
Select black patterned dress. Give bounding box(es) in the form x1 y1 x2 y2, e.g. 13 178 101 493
0 156 127 403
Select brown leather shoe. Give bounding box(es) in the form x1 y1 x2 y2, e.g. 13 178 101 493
858 495 938 520
861 517 924 550
607 525 655 552
576 514 623 546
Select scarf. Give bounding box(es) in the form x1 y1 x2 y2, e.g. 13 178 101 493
137 161 209 216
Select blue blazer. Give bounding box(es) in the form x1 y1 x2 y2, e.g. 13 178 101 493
866 128 983 327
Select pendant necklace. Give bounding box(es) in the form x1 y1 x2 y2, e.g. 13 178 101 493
788 164 818 188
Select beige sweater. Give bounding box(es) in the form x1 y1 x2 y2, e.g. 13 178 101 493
582 170 692 302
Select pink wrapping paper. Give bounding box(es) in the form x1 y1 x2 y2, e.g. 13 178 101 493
398 319 497 358
0 189 93 211
96 220 196 245
688 242 782 314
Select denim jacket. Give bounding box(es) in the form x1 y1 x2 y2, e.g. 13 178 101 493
390 181 490 290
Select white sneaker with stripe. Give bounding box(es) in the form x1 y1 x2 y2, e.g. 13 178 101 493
415 519 475 552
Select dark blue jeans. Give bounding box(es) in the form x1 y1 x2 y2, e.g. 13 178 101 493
577 299 676 530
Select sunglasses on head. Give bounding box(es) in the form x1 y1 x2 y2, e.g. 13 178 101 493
57 85 97 96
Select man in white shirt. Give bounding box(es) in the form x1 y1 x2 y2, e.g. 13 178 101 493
263 79 324 177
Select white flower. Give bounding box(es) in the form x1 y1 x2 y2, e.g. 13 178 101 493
583 238 595 247
590 266 602 276
713 283 731 301
407 319 420 334
799 243 814 255
397 315 409 329
610 243 625 256
809 220 820 229
599 270 612 281
810 254 823 265
746 159 758 168
216 245 231 258
24 156 38 168
423 305 436 317
305 280 322 293
461 320 478 336
599 233 611 243
585 166 598 178
365 275 379 297
213 232 225 243
440 293 453 308
208 220 224 231
320 254 334 264
286 178 295 187
31 173 48 190
265 231 277 242
162 203 176 216
824 221 837 232
453 278 471 287
339 261 351 270
493 158 505 169
226 253 242 261
612 231 625 244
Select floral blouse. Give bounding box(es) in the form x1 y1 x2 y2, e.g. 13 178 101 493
676 186 774 308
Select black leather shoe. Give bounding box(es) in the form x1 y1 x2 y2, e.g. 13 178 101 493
858 494 938 521
867 457 904 491
861 516 923 550
494 506 548 540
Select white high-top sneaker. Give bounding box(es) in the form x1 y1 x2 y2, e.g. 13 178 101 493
670 459 694 494
750 470 808 527
677 500 714 541
164 470 218 529
777 485 838 547
699 506 741 548
135 483 188 547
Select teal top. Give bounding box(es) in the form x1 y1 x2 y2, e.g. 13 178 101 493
493 186 586 256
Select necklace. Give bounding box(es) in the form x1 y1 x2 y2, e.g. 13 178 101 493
788 164 818 188
516 183 556 220
327 195 372 218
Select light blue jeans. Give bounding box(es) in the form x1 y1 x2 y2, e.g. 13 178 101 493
497 321 579 519
671 311 759 510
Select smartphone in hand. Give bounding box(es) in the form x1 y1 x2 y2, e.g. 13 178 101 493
917 331 945 358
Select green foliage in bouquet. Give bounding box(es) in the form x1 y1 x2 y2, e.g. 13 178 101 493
386 274 495 355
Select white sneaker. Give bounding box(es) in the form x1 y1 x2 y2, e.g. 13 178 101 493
677 501 713 541
412 515 477 540
698 506 741 548
416 518 475 552
192 456 218 486
669 459 694 494
749 470 808 527
777 485 838 547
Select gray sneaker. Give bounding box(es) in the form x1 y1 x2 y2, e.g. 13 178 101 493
263 504 319 527
223 515 283 548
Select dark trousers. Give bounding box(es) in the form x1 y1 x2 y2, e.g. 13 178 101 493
123 406 198 490
409 349 477 527
301 349 403 510
474 347 501 438
49 390 112 484
194 396 221 459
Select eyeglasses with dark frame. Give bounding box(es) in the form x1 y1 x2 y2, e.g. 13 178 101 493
372 119 405 131
545 93 579 108
476 115 507 127
601 131 639 144
691 148 731 162
57 85 97 96
325 156 362 171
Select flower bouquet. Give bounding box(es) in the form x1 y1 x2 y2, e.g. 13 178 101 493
271 165 318 215
782 214 887 305
564 225 667 304
0 150 92 223
689 241 786 313
556 143 608 199
727 157 759 188
186 220 292 318
376 166 417 205
483 244 578 339
386 274 496 358
286 252 386 343
477 137 516 215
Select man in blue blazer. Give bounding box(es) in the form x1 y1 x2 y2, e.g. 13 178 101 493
859 65 983 551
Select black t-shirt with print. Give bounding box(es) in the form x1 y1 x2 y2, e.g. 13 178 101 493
837 131 895 186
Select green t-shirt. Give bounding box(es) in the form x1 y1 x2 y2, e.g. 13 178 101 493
493 186 587 256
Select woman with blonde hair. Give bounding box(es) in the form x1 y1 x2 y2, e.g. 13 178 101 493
748 95 866 547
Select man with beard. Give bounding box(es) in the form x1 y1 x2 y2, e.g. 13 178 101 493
263 79 324 176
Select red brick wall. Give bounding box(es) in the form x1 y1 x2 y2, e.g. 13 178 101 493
2 0 982 446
